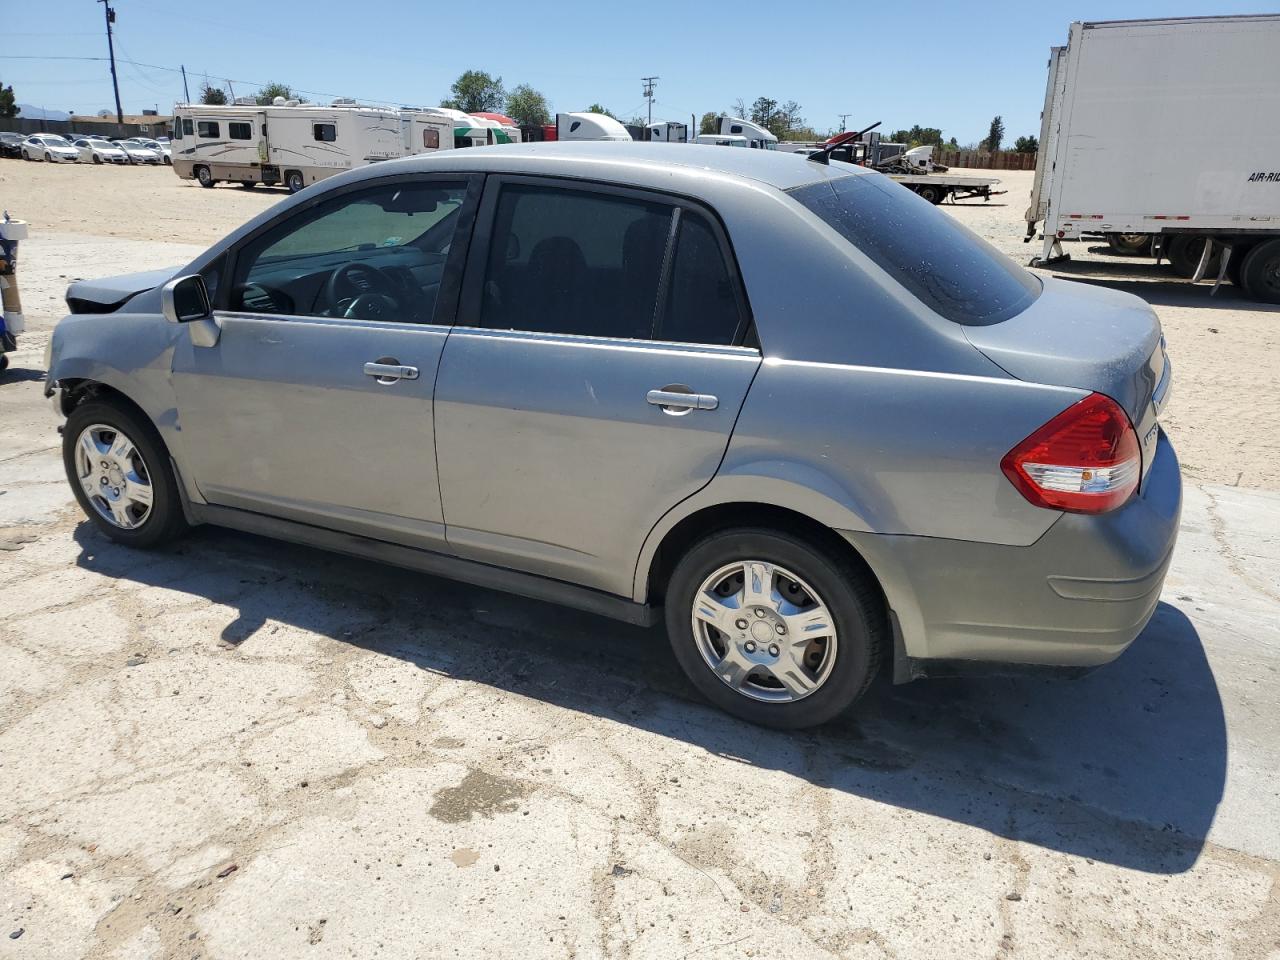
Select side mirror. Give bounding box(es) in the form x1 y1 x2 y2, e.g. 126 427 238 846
161 274 211 324
161 274 220 348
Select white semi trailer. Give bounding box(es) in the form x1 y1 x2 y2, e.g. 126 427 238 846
1027 15 1280 302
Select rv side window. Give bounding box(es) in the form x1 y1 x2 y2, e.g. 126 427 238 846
423 129 439 149
313 123 337 143
182 118 194 137
228 122 252 140
173 122 183 140
197 121 220 138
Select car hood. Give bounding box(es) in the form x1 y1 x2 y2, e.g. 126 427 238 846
66 267 180 312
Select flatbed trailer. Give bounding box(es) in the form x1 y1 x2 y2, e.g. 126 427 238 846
889 173 1003 204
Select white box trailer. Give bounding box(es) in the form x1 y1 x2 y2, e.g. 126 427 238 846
172 102 408 194
1027 15 1280 302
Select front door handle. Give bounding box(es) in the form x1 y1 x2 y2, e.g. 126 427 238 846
364 361 419 384
646 388 719 413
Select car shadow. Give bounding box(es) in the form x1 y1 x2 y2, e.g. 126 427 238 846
72 521 1226 874
0 365 47 385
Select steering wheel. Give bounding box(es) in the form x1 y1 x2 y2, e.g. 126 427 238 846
325 262 401 316
342 293 400 321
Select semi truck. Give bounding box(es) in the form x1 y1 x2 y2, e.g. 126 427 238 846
1026 15 1280 302
715 116 777 149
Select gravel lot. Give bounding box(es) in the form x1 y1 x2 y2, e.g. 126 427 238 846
1 162 1278 959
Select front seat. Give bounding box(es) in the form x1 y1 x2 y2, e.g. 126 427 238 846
525 236 588 332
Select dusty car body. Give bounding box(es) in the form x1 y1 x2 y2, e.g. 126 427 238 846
45 143 1180 727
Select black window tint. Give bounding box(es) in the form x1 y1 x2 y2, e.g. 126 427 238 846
230 181 468 323
197 121 219 138
313 123 336 142
790 174 1039 325
657 213 743 346
479 184 672 340
228 122 252 140
182 118 194 136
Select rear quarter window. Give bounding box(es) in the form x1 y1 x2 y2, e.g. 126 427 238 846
790 173 1039 326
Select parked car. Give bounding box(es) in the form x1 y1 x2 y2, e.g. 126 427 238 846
0 132 24 159
21 134 79 162
112 138 163 164
73 137 129 165
45 143 1181 729
135 137 172 164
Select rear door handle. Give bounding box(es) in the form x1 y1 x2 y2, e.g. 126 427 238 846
364 361 419 383
646 389 719 412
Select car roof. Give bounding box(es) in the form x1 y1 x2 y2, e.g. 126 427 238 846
344 141 865 193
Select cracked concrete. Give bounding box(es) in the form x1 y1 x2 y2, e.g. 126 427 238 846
3 171 1280 958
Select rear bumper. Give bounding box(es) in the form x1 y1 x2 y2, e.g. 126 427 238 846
842 432 1182 675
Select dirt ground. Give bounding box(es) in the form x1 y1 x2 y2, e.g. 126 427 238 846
1 160 1279 960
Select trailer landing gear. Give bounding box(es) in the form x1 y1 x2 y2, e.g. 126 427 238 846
1030 236 1070 268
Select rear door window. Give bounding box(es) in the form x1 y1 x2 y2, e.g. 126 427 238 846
790 173 1040 325
476 183 673 340
656 212 745 346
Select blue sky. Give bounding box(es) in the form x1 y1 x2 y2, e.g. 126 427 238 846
4 0 1268 141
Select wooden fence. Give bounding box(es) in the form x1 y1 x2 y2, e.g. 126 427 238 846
936 150 1037 170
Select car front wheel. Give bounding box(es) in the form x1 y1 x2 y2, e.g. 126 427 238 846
664 528 883 729
63 400 188 548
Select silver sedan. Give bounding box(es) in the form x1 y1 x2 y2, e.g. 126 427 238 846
45 143 1180 728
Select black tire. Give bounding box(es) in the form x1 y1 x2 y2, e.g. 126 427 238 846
45 151 53 163
0 354 9 373
163 156 172 165
239 180 257 189
1106 233 1152 256
914 184 944 205
1238 239 1280 304
93 154 103 165
1226 243 1253 289
62 399 188 549
285 170 305 194
664 528 883 729
195 165 214 188
1167 235 1221 279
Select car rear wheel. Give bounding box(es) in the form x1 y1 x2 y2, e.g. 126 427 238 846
1238 239 1280 304
62 400 188 548
195 165 214 188
664 528 883 729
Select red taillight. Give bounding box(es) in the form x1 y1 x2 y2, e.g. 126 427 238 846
1001 393 1141 514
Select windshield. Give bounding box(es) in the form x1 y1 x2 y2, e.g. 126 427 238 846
42 136 70 145
790 173 1040 326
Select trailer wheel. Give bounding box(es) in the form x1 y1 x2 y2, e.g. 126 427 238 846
1238 239 1280 304
1167 235 1221 279
914 184 945 205
1106 233 1152 256
195 165 214 188
285 171 305 194
1226 244 1253 288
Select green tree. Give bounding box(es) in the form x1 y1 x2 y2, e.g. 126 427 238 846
442 70 506 114
199 83 227 106
505 84 550 127
585 103 616 119
983 115 1005 153
699 111 718 135
1013 134 1039 153
0 81 18 119
255 82 298 105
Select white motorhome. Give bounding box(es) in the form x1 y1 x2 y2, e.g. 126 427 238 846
716 116 778 149
1027 15 1280 301
555 112 631 141
399 110 456 156
423 108 519 148
171 99 407 193
646 121 688 143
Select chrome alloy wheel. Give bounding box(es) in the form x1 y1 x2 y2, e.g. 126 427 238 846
74 424 155 530
690 560 838 703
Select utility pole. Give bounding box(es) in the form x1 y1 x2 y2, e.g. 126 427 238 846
642 76 659 126
838 113 851 132
98 0 123 124
180 64 191 104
